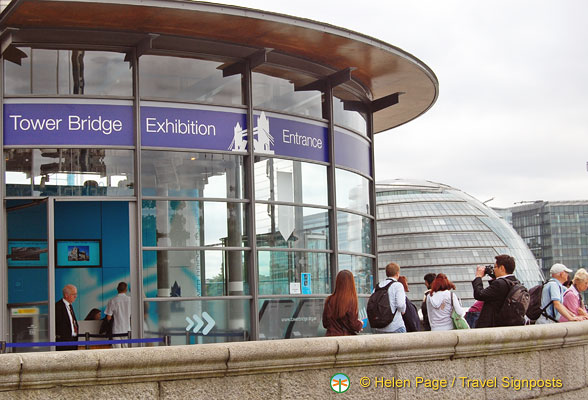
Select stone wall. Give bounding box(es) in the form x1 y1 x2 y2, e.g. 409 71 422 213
1 322 588 399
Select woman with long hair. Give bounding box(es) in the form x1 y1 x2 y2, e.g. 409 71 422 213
322 270 364 336
426 273 467 330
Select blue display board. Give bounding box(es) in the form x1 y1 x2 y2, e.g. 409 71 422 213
3 103 134 146
141 103 247 152
7 240 48 267
335 128 371 176
56 240 101 267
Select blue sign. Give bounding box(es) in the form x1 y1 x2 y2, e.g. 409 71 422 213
141 105 247 151
335 129 371 176
3 103 134 146
301 273 312 294
253 112 329 163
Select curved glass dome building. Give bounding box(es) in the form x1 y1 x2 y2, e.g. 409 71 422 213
376 179 543 306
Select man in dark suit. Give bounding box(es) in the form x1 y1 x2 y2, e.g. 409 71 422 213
472 254 520 328
55 284 79 351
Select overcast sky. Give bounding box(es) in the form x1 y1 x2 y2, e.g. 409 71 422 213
224 0 588 208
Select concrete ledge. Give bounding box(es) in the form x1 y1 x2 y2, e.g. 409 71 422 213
2 321 588 399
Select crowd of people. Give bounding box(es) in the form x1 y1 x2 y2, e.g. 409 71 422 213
322 254 588 336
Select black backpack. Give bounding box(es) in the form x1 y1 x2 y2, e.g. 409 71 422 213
367 280 397 328
402 297 421 332
497 280 529 326
526 281 556 322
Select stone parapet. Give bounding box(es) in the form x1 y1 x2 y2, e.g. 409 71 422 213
1 322 587 399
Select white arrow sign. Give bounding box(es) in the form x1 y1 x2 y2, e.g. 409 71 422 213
185 312 216 335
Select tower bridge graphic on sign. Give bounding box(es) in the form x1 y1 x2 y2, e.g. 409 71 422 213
229 111 274 154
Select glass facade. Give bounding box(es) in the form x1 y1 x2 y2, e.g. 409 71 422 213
0 0 437 349
376 180 543 307
2 46 377 347
509 201 588 277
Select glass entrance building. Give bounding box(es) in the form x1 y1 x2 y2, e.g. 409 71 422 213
0 0 438 348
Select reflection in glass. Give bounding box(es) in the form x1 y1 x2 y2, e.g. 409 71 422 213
141 151 244 198
140 55 242 105
258 250 330 295
143 299 250 345
4 48 132 96
258 298 325 340
142 250 249 298
337 211 372 254
142 200 247 248
4 149 134 197
336 168 370 213
333 96 367 136
338 254 374 295
254 158 328 206
253 72 322 118
255 204 329 250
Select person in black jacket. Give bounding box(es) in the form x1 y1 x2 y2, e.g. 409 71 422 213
55 284 79 351
472 254 520 328
421 273 436 331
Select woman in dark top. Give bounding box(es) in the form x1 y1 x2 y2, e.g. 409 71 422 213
322 270 363 336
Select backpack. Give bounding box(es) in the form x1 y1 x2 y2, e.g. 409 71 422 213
497 279 529 326
367 280 397 328
402 297 421 332
526 281 555 322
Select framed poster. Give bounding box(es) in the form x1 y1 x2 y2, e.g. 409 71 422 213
7 240 48 267
56 240 101 268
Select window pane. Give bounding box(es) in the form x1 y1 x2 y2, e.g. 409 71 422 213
338 255 374 295
336 168 370 213
141 151 244 198
255 204 329 250
4 149 134 197
337 211 373 254
4 48 131 96
140 55 242 105
142 200 247 248
142 250 249 297
143 299 250 345
258 298 325 340
253 72 322 118
255 158 328 206
333 96 367 136
258 250 331 295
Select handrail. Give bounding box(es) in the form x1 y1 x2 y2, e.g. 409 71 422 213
0 335 170 353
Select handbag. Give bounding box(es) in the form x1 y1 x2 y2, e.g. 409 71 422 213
450 292 470 329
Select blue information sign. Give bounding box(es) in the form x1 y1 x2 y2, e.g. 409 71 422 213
3 103 134 146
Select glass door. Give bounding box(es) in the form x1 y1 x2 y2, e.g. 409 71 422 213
6 199 50 352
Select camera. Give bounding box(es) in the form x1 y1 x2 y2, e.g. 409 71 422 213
484 264 496 279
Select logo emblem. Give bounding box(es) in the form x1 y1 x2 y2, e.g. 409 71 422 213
330 373 350 393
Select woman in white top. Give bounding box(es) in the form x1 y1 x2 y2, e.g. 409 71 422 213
426 273 467 331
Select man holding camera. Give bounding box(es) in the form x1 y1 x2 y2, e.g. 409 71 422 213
471 254 520 328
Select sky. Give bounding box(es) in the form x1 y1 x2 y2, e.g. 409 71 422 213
222 0 588 208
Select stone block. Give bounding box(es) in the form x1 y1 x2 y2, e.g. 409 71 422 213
227 337 338 375
160 374 280 400
540 346 585 397
19 350 100 389
0 382 158 400
97 343 229 382
485 351 541 400
334 331 457 367
0 354 22 390
396 357 485 400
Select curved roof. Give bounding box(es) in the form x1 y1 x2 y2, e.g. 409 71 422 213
0 0 438 133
